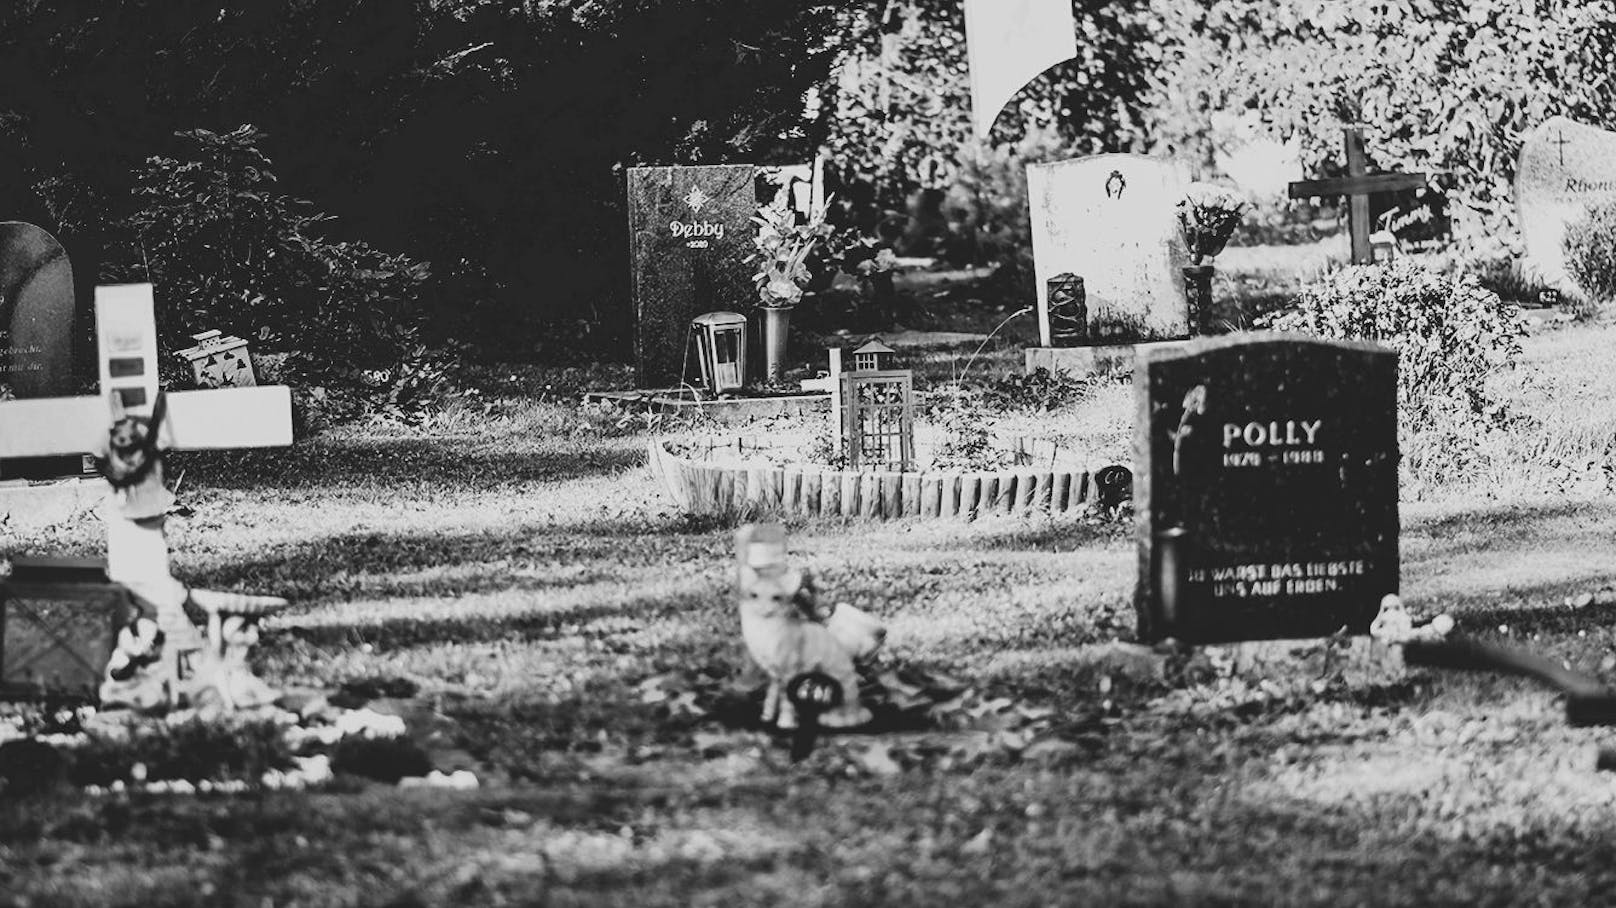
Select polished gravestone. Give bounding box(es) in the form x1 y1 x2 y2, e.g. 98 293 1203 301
1134 334 1399 644
627 165 761 388
0 222 81 479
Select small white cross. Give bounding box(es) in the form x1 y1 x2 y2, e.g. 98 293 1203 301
0 284 292 583
799 347 844 448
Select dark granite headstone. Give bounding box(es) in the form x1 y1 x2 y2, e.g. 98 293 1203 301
0 222 80 480
0 222 75 398
1134 334 1399 644
628 165 760 388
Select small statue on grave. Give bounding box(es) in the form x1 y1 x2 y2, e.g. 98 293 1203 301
735 523 884 730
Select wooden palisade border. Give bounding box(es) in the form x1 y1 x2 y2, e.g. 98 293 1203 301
648 438 1112 520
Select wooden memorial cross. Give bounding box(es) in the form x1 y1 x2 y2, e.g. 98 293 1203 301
0 284 292 580
1288 126 1435 265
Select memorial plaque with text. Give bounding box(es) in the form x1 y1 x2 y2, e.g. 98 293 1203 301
1134 334 1399 644
628 165 760 388
0 222 75 399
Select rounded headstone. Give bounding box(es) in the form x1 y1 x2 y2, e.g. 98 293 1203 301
1515 116 1616 294
0 221 76 399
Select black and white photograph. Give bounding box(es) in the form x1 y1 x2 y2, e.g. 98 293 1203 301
2 0 1615 903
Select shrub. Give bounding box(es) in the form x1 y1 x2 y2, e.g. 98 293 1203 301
1258 260 1524 418
127 125 448 424
1563 198 1616 308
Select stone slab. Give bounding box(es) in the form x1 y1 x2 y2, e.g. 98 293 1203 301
1025 341 1188 377
0 478 105 530
585 390 831 426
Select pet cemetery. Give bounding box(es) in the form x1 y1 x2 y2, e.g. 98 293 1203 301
4 2 1616 904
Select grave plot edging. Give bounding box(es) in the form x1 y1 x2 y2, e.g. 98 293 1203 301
648 438 1112 520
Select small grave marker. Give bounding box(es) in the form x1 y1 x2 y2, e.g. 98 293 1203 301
1134 334 1399 644
1287 127 1435 265
176 330 259 389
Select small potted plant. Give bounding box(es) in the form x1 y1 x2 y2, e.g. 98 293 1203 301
750 187 834 383
840 235 901 327
1176 183 1247 334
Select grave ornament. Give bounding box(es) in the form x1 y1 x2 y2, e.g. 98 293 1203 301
735 523 884 731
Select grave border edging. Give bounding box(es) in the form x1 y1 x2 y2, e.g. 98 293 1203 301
648 437 1111 520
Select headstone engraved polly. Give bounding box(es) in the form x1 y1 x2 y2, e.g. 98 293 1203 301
627 165 762 388
1516 116 1616 294
1134 334 1399 644
1027 154 1192 347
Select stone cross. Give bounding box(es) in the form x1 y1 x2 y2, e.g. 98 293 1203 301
1287 127 1435 265
0 284 292 709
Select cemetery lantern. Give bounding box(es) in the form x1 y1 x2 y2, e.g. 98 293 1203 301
176 330 259 389
690 311 749 395
1369 230 1398 264
1046 274 1087 347
852 339 897 372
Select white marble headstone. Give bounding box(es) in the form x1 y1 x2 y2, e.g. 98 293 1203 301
1027 154 1192 346
1516 116 1616 293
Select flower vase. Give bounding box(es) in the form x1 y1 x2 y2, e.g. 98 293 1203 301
1183 264 1216 336
761 305 794 383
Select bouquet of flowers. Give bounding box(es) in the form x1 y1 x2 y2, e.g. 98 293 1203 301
750 187 835 307
1177 183 1248 265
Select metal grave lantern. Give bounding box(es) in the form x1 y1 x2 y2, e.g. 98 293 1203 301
842 368 915 472
690 311 749 395
852 338 897 372
1046 273 1088 347
176 330 259 389
1 557 134 701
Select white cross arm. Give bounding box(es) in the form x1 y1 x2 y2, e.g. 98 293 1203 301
0 386 293 458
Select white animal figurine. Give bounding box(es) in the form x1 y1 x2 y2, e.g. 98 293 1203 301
735 523 884 730
1370 593 1455 644
738 565 874 730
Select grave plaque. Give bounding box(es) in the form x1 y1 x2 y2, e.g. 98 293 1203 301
0 222 81 479
1134 334 1399 644
1027 154 1192 347
1517 116 1616 294
628 165 760 388
0 222 75 399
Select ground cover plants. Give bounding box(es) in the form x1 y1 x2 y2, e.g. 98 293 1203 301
3 250 1615 904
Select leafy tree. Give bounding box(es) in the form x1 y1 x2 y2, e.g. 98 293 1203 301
1152 0 1616 258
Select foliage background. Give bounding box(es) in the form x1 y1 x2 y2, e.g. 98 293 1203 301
1 0 1612 379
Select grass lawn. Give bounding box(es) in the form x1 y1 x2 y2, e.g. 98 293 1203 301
3 260 1616 906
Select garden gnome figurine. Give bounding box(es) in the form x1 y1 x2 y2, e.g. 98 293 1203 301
94 391 290 713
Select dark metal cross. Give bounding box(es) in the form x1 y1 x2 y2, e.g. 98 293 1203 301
1288 127 1436 265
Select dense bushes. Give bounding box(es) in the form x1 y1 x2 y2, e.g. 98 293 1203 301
125 126 446 423
1564 199 1616 306
1259 261 1524 419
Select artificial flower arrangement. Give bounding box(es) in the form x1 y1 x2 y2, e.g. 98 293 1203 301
1177 183 1248 265
750 187 835 307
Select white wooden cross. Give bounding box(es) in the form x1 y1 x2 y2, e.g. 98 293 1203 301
799 347 844 439
0 284 292 586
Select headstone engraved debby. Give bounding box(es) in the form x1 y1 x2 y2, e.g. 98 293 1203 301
1134 334 1399 644
1516 116 1616 294
627 165 763 388
1027 154 1192 347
